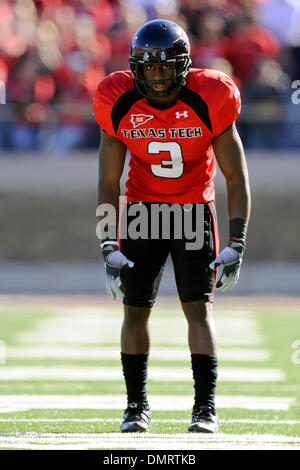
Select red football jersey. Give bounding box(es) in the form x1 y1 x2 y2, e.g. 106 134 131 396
93 68 241 203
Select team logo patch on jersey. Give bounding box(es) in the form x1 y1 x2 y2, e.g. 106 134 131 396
130 114 154 128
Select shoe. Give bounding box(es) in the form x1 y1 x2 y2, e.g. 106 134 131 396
188 405 219 433
121 402 151 433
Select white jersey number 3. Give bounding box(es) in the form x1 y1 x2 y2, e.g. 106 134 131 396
148 141 184 179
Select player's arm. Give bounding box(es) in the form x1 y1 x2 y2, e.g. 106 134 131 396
97 128 126 234
97 129 134 299
213 123 250 223
210 123 251 291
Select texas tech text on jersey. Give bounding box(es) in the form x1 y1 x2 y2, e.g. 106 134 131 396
120 126 203 139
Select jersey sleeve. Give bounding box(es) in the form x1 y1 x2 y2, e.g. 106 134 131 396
210 73 241 138
93 75 117 137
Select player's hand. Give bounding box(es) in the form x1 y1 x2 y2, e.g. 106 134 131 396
101 241 134 299
209 241 245 291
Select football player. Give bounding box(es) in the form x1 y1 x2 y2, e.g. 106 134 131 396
94 19 250 433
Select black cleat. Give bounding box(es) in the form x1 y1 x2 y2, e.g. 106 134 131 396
121 402 151 433
188 405 219 433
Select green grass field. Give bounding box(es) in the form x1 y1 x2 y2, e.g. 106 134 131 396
0 295 299 450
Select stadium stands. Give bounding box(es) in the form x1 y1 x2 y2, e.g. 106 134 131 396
0 0 299 151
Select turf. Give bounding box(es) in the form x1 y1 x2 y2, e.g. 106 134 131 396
0 295 299 449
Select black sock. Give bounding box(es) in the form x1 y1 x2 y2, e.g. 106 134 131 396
191 353 218 411
121 352 149 405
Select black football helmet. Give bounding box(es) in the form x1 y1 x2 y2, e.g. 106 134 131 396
129 19 191 98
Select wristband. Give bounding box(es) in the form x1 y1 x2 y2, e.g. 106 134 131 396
229 218 248 246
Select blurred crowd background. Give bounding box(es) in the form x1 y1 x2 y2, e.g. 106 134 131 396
0 0 299 153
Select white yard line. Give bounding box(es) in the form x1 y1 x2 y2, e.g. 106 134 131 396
6 346 270 361
0 395 294 412
0 418 299 425
14 310 263 347
14 336 263 346
0 433 299 450
0 366 285 382
0 442 297 450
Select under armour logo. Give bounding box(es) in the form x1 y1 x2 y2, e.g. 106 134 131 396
175 111 188 119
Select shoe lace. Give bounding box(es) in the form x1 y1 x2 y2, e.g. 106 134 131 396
126 402 149 421
193 405 215 419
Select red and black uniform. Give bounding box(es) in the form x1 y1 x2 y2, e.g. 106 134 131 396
94 68 241 306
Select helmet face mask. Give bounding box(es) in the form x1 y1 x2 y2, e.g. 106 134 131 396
129 19 191 99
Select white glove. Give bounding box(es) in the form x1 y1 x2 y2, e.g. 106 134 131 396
101 241 134 299
209 241 245 292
